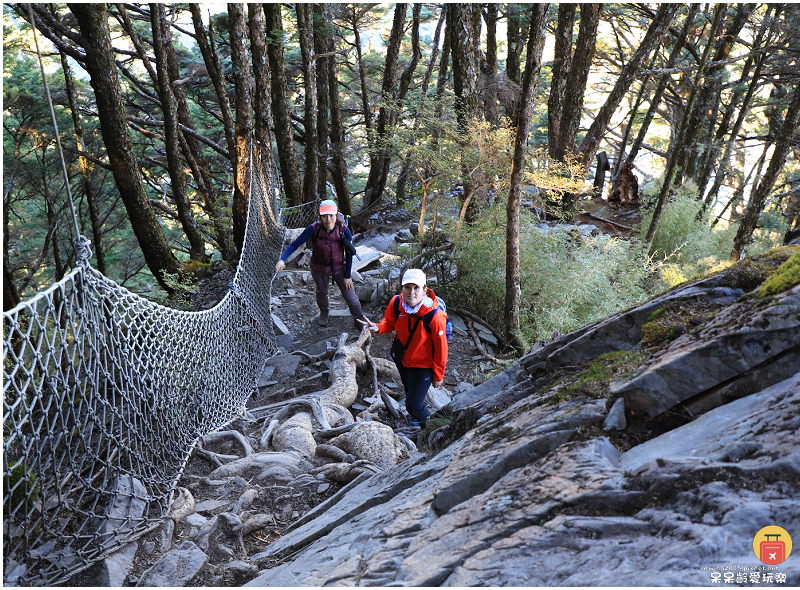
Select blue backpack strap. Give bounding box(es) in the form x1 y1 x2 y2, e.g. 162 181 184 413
393 294 401 320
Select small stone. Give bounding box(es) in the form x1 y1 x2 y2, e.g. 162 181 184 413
454 382 474 394
185 515 207 530
316 473 326 481
292 511 300 520
318 483 330 494
142 541 155 556
603 397 627 431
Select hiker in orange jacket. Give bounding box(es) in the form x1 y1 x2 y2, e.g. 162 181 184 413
359 269 448 428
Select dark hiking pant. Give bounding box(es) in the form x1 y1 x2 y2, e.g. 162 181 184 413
310 268 363 319
397 365 432 427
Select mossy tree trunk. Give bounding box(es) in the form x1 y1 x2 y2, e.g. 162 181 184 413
264 4 303 208
506 4 550 353
228 3 254 261
151 4 207 263
71 3 183 293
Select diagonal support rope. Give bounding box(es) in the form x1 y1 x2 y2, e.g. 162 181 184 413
27 3 89 266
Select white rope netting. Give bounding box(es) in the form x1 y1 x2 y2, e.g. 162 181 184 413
2 147 308 585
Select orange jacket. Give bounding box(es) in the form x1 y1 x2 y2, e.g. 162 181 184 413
376 290 448 382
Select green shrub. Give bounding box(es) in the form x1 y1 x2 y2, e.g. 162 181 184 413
641 183 788 289
641 184 738 286
455 206 652 342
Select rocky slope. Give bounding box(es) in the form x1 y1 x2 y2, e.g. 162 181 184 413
243 247 800 587
79 245 798 587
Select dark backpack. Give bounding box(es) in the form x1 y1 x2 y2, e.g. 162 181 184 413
312 212 359 259
393 294 453 342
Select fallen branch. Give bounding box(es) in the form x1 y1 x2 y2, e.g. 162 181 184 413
466 319 512 365
450 307 508 349
582 212 633 231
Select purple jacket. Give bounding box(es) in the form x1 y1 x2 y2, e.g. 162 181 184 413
279 222 354 278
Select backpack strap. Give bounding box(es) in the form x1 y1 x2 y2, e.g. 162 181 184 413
416 306 439 334
393 294 401 319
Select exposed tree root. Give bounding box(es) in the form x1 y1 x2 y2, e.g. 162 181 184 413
206 451 313 484
328 422 409 470
311 460 381 483
200 430 254 457
169 487 195 524
315 444 353 463
260 330 411 484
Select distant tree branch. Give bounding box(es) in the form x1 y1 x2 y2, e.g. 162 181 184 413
61 145 112 171
639 50 767 77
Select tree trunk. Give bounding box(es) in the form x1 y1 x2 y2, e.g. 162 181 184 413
698 53 766 216
325 4 351 215
622 3 699 174
547 3 576 160
731 82 800 260
549 3 601 163
611 51 658 179
482 4 499 126
352 7 372 134
505 4 528 85
189 4 236 165
264 4 303 207
248 4 272 151
505 3 550 353
396 3 422 111
696 6 776 203
151 4 207 263
117 4 230 261
227 3 254 260
71 3 183 292
645 4 725 246
60 50 106 275
432 11 451 147
297 3 319 204
396 6 445 204
314 3 330 202
43 175 65 282
448 3 483 223
576 3 679 169
448 4 482 133
677 4 756 184
361 3 408 210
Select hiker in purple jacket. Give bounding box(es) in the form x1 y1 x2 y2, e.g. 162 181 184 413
275 200 365 328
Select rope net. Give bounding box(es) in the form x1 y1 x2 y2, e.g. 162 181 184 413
2 147 297 585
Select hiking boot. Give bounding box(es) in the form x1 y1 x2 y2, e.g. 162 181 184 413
318 308 329 328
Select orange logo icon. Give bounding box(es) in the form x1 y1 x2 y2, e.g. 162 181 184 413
753 526 792 565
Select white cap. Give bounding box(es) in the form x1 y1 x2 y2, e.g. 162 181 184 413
401 269 426 287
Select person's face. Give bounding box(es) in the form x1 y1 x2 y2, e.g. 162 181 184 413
401 282 427 307
320 213 337 231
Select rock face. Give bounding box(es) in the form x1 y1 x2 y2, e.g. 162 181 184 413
245 252 800 587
